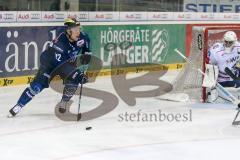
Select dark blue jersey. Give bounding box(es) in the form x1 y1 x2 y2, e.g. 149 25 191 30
40 31 91 68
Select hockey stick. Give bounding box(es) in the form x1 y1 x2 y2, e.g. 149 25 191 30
174 48 240 125
77 73 84 121
157 93 189 102
224 67 240 80
224 67 240 125
232 109 240 125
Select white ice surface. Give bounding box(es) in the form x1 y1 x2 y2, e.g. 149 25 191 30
0 71 240 160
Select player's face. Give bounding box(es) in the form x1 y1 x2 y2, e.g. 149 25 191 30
224 40 234 48
70 26 80 41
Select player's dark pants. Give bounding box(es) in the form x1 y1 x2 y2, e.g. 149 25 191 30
16 51 86 107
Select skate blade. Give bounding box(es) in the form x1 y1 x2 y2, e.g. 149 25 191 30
7 114 14 118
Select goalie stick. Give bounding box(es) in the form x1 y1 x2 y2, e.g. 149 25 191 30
224 67 240 80
174 48 240 125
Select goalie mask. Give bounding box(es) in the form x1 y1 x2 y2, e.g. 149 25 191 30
223 31 237 54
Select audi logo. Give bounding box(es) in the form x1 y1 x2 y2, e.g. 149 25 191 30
4 14 14 20
55 13 65 19
78 14 88 19
31 13 41 19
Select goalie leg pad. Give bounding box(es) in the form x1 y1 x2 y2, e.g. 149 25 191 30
206 88 219 103
202 64 219 88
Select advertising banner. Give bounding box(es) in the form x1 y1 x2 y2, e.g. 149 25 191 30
184 0 240 12
2 11 240 22
42 11 67 22
197 12 216 20
173 12 196 21
119 12 148 21
67 12 89 21
217 12 240 20
0 11 17 22
88 12 119 21
17 11 41 22
0 24 186 86
82 24 185 67
0 26 64 79
147 12 173 21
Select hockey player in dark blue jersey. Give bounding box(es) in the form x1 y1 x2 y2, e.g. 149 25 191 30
8 17 92 117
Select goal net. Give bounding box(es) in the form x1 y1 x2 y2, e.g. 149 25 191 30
168 25 240 102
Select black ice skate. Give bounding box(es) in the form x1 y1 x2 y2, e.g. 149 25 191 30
58 100 67 113
8 104 22 118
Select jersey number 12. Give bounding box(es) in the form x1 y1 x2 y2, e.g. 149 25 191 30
55 53 61 62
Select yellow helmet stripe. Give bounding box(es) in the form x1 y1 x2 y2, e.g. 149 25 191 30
64 18 75 23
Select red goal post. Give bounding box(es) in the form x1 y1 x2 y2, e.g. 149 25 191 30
203 26 240 101
171 25 240 102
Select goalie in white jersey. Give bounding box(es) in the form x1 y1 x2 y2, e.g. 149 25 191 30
208 31 240 88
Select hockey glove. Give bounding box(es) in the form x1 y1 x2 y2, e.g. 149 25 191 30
78 52 92 72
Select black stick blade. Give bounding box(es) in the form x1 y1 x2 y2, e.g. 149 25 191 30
232 110 240 125
232 121 240 125
77 113 82 121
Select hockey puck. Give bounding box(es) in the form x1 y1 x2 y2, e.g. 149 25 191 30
86 127 92 130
